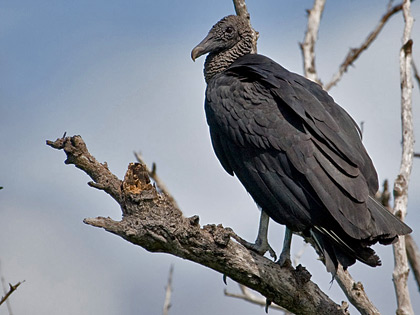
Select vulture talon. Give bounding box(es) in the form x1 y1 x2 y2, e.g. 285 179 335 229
241 238 277 261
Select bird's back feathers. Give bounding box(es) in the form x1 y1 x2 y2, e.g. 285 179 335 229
205 53 411 271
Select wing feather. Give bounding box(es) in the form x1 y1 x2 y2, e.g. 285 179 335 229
206 53 409 245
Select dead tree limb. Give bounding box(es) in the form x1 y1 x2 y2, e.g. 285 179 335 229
324 2 404 91
406 235 420 292
224 284 290 313
0 261 15 314
162 264 174 315
391 0 415 313
413 60 420 91
0 281 24 307
377 179 420 295
335 267 380 315
46 135 346 315
233 0 258 53
300 0 326 84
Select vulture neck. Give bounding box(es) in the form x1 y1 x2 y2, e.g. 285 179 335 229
204 39 253 83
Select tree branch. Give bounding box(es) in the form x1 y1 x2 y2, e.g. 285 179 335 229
405 234 420 292
324 2 404 91
0 281 24 307
162 264 174 315
412 60 420 91
0 261 15 315
47 135 346 315
224 284 290 313
377 179 420 295
300 0 326 84
335 267 380 315
233 0 259 53
391 1 415 313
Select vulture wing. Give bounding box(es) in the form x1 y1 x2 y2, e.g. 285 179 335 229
205 54 411 268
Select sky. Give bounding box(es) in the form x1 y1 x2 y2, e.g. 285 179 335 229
1 1 420 314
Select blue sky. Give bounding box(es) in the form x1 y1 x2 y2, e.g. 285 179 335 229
1 1 419 314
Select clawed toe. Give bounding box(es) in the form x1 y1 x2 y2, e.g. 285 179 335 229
241 239 277 261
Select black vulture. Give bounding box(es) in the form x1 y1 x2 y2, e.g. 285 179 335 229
191 15 411 274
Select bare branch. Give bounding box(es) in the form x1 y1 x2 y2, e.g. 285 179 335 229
324 2 404 91
293 242 309 267
300 235 380 314
300 0 326 84
376 181 420 294
335 267 380 315
0 261 14 315
391 0 415 313
0 281 24 307
46 136 123 204
406 235 420 292
162 264 174 315
47 135 346 315
232 0 259 53
412 60 420 91
224 284 290 313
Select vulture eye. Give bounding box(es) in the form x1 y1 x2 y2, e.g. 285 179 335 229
225 26 234 34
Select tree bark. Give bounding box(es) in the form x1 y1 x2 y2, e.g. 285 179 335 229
300 0 325 84
46 135 346 315
392 0 415 313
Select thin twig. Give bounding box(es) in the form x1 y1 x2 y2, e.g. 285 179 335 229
300 0 326 84
391 0 415 313
134 152 180 211
0 281 24 307
293 242 309 267
0 261 14 315
224 284 290 313
412 60 420 91
162 264 174 315
324 2 404 91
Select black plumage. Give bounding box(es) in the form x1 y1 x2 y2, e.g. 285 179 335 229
191 15 411 273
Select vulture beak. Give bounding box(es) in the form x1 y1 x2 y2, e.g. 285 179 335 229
191 33 216 61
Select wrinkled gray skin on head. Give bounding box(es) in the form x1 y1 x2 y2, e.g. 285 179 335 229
191 15 253 82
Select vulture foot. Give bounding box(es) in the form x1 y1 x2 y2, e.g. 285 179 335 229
242 238 277 260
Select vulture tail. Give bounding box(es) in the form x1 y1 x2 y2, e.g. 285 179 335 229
310 226 381 275
367 196 412 245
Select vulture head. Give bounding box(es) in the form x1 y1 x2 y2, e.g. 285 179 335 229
191 15 253 82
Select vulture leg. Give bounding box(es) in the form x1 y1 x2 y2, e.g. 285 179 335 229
277 227 292 267
242 211 277 260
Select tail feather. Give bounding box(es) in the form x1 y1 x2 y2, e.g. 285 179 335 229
309 196 411 274
367 197 412 245
311 226 381 275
